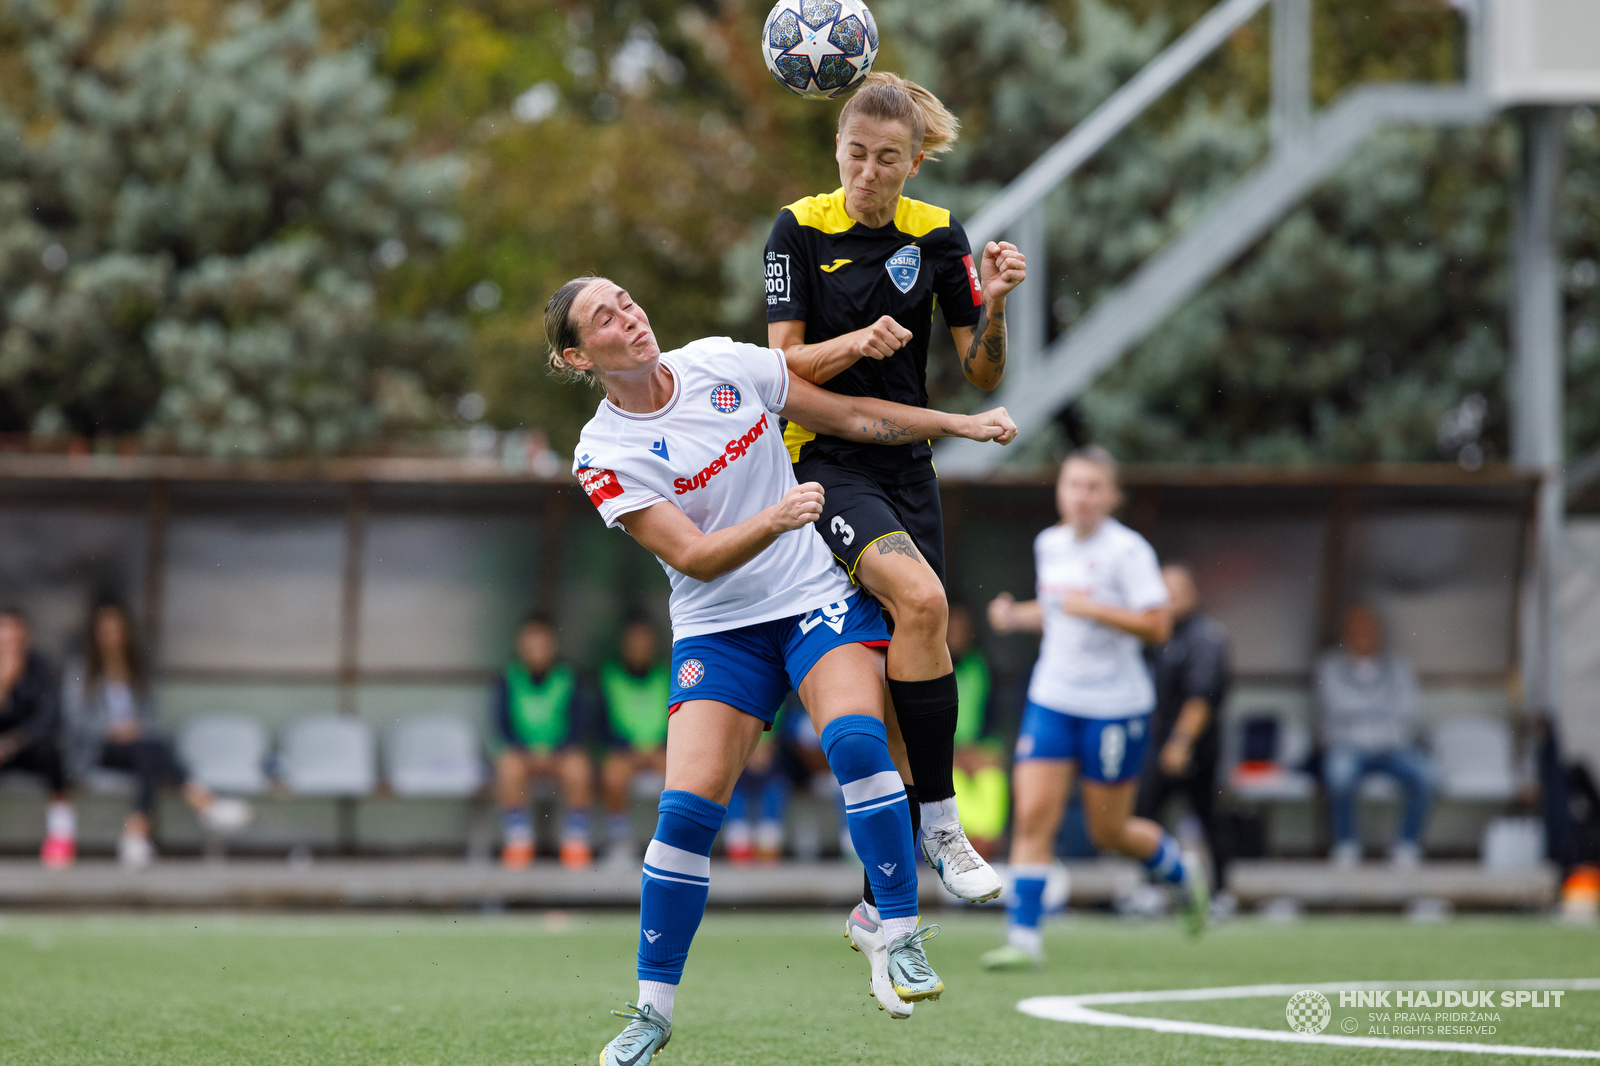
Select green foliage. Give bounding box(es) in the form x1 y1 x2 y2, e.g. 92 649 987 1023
0 0 464 456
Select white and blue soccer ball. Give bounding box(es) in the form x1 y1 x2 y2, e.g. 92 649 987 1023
761 0 879 101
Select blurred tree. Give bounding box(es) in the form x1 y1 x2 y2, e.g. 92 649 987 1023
0 0 464 456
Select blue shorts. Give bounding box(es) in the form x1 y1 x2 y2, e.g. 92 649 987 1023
668 589 891 725
1013 701 1150 784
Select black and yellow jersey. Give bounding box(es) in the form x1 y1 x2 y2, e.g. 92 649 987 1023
764 188 982 486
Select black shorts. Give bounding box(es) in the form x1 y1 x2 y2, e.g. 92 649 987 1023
794 452 946 583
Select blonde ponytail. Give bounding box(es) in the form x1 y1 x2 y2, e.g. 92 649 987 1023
838 71 959 159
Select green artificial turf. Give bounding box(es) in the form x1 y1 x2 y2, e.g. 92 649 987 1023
0 910 1594 1065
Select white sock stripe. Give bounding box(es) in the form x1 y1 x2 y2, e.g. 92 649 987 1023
844 794 907 816
643 867 710 887
644 839 712 879
839 770 906 807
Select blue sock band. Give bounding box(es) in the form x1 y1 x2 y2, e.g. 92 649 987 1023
1144 833 1186 884
726 777 750 823
637 790 726 984
561 807 589 842
819 715 918 920
501 807 531 839
759 774 790 823
1010 874 1047 930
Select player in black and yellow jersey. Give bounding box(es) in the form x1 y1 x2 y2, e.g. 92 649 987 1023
764 72 1026 983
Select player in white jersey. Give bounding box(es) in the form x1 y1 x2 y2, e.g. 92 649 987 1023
542 277 1016 1065
980 446 1206 972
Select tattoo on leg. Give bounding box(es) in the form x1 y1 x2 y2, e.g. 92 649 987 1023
875 532 922 562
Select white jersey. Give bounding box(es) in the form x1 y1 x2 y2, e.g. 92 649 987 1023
573 337 853 642
1027 518 1168 718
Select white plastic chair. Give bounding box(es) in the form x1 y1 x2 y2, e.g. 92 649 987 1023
385 717 483 797
179 715 270 795
279 715 376 797
1431 716 1516 800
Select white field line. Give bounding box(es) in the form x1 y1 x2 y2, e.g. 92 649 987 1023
1019 979 1600 1059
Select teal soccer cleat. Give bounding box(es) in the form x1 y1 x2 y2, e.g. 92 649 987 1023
887 925 945 1002
599 1002 671 1066
1181 852 1210 938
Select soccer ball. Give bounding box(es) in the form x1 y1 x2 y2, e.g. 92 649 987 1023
761 0 879 101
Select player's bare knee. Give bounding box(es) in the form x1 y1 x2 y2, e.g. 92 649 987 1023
891 579 947 641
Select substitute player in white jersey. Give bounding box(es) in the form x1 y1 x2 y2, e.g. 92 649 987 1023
544 276 1016 1065
981 446 1207 972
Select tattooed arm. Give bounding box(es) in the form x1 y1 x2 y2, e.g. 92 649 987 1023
779 371 1017 447
949 240 1026 392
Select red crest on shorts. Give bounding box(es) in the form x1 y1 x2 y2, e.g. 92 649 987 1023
677 659 705 688
577 466 623 508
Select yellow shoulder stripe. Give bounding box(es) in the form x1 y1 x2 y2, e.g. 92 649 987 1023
784 421 816 463
785 189 854 235
894 197 951 238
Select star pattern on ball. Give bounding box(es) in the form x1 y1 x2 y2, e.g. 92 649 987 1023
780 17 848 70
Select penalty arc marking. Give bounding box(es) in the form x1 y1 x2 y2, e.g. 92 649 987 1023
1018 978 1600 1059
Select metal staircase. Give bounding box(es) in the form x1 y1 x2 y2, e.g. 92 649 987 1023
934 0 1500 475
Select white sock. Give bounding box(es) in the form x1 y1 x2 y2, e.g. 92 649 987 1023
920 797 961 831
46 802 75 839
638 980 676 1020
1008 924 1043 954
881 915 919 944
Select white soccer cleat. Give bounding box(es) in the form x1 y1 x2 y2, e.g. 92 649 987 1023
200 797 254 835
118 833 154 870
844 903 912 1019
920 822 1002 903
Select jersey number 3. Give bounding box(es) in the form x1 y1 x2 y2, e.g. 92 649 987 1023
830 516 855 545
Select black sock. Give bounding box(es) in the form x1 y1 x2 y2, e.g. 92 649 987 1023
862 784 918 907
887 674 959 803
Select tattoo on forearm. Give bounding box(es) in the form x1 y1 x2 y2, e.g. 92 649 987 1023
964 307 1006 377
863 417 915 444
875 532 922 562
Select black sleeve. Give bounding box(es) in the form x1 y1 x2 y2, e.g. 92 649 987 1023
19 655 61 748
490 674 517 747
934 217 983 330
1181 625 1230 709
764 209 812 324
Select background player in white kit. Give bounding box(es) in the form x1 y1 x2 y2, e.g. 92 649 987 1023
982 446 1207 972
543 276 1016 1064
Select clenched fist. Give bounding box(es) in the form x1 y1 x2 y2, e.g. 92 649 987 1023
849 316 912 361
769 481 825 533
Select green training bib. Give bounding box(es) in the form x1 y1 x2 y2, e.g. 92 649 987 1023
953 651 992 747
505 663 576 750
601 661 670 751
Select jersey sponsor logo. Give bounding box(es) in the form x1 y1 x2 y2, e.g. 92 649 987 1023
673 412 770 495
577 466 624 508
765 250 791 307
648 437 670 462
820 258 852 273
709 383 742 413
676 659 704 688
962 253 982 305
798 599 849 636
886 244 921 293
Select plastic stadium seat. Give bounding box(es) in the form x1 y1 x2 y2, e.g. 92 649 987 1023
1432 716 1516 801
179 715 270 795
280 715 376 797
385 717 483 797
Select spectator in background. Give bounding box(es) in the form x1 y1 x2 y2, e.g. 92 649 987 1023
490 613 594 870
1136 565 1231 893
947 604 1007 860
0 607 75 867
63 602 252 868
598 615 670 865
1317 603 1431 869
723 716 790 865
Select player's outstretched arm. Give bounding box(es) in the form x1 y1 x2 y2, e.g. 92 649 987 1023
988 592 1043 635
771 317 911 386
950 241 1026 393
779 371 1016 447
618 483 825 583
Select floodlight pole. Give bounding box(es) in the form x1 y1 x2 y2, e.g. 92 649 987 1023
1510 105 1567 718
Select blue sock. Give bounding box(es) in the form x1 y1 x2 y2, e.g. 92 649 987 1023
1144 833 1186 884
638 790 726 984
1009 865 1049 930
759 774 789 823
561 807 589 843
819 715 918 919
726 777 750 823
501 806 531 842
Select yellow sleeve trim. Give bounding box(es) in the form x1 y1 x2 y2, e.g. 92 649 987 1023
784 420 816 463
894 197 952 238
